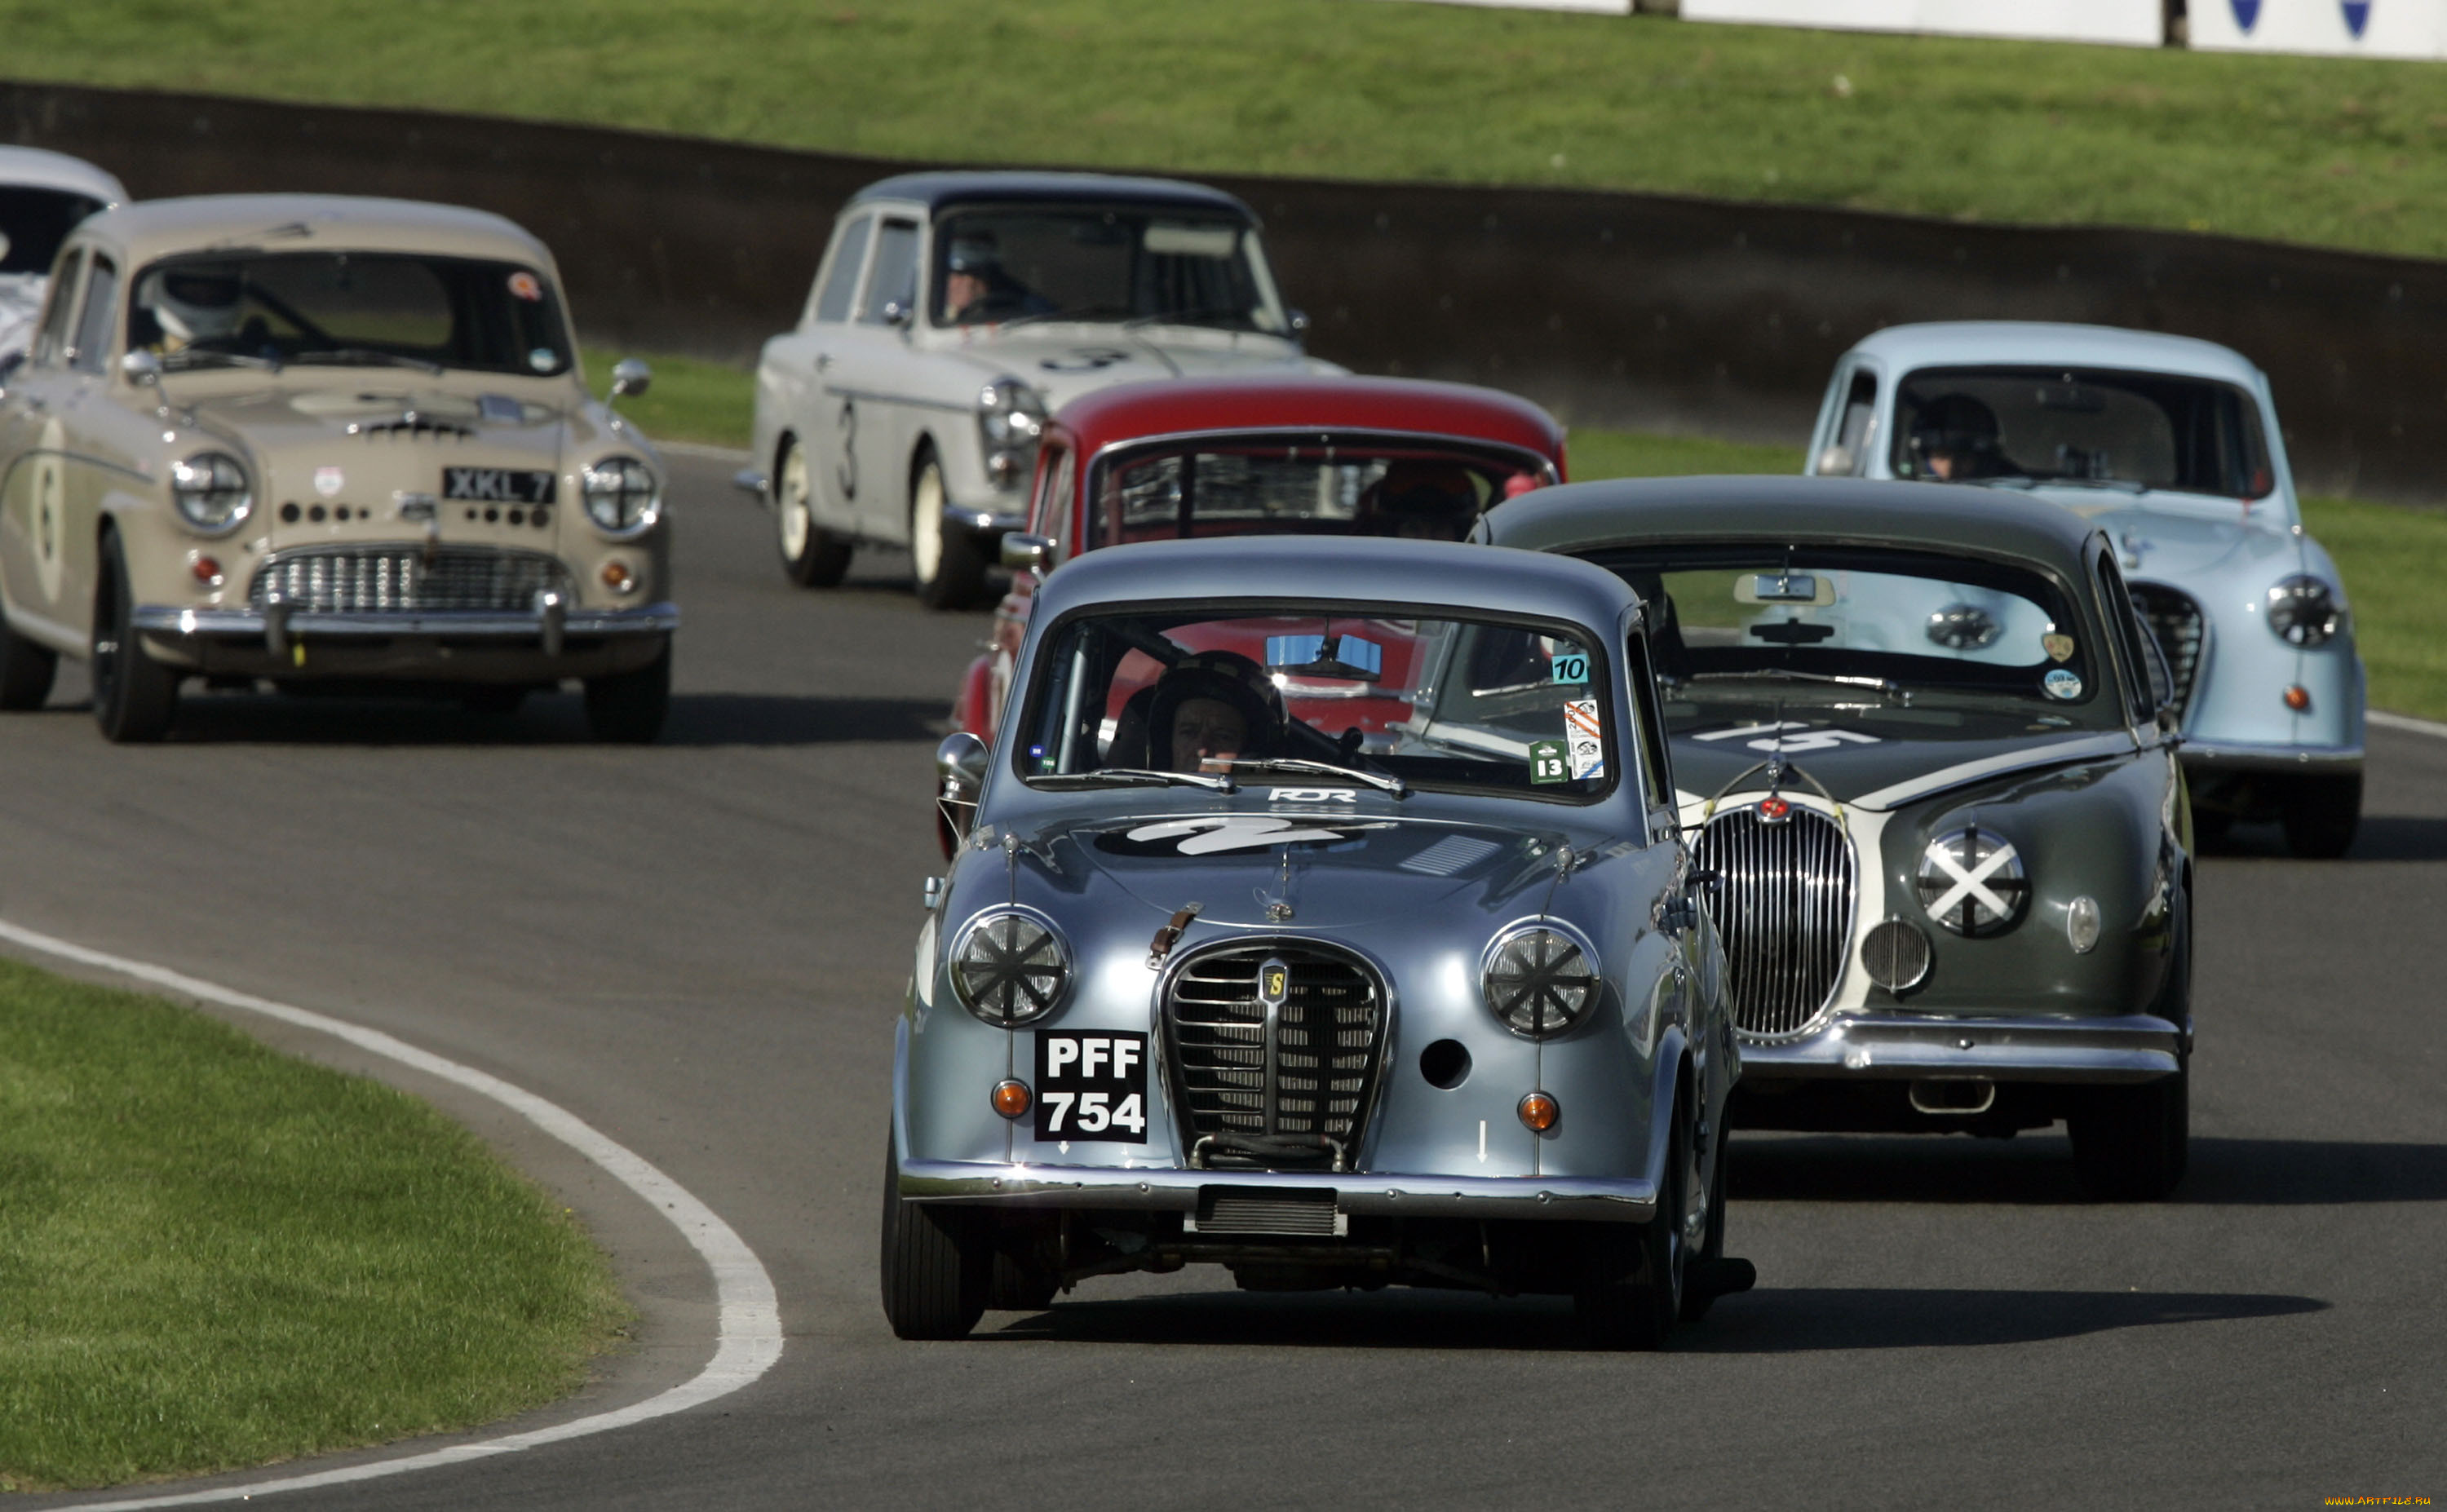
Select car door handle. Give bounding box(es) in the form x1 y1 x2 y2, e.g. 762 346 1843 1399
813 353 832 373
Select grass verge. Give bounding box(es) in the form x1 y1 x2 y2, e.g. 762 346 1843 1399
12 1 2447 258
0 957 626 1492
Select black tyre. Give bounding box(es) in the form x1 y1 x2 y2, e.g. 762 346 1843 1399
2281 773 2361 859
775 436 853 588
462 684 527 716
1679 1115 1731 1324
2069 1061 2190 1201
909 450 987 610
1574 1093 1691 1350
583 642 670 743
878 1137 988 1340
91 533 179 743
0 598 59 710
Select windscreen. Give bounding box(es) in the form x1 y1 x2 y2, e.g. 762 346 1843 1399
1892 365 2273 499
126 252 574 377
0 188 108 275
1018 607 1617 801
1093 440 1544 546
1587 546 2122 732
932 208 1285 333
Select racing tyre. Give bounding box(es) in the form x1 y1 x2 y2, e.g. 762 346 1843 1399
2069 1060 2189 1201
2281 773 2361 859
0 599 59 710
91 533 179 743
987 1245 1059 1312
775 437 853 588
1679 1116 1732 1324
1574 1094 1691 1350
910 451 987 611
583 642 670 743
879 1137 988 1339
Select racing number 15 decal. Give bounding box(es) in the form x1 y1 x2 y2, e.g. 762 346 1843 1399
1033 1031 1149 1143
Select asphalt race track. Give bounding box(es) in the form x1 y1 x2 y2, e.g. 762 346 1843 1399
10 451 2444 1510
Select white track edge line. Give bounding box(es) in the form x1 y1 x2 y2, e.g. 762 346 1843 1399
0 918 784 1510
2369 710 2447 741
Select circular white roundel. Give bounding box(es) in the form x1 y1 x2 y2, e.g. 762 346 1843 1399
1916 826 2029 936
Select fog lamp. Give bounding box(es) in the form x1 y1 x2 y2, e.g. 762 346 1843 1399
1517 1090 1560 1133
991 1080 1032 1120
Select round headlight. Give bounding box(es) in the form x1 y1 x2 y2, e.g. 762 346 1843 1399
950 909 1069 1027
1483 926 1600 1039
1917 826 2029 936
581 456 661 538
2266 575 2343 648
170 452 251 535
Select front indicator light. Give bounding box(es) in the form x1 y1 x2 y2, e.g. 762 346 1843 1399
2066 895 2102 954
188 553 224 588
2283 684 2311 713
601 559 639 595
1517 1090 1560 1133
991 1080 1032 1119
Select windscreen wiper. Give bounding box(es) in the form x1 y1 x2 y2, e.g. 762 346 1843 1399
994 303 1135 331
1123 305 1254 330
1033 767 1237 792
288 348 447 374
1224 757 1409 797
1689 668 1901 694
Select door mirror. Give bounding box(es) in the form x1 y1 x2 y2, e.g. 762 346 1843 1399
999 533 1054 574
880 299 914 329
936 731 991 842
609 358 653 399
120 349 162 387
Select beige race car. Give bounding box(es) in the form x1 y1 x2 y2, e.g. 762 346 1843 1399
0 193 675 742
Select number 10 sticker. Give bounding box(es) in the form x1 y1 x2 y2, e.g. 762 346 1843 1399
1550 651 1590 684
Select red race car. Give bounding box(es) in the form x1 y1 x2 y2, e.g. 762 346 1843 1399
949 375 1569 770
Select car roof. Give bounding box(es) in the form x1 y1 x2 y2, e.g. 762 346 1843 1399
1481 475 2106 577
1846 321 2263 386
68 194 557 274
0 146 127 206
847 170 1254 221
1051 376 1567 466
1033 534 1639 631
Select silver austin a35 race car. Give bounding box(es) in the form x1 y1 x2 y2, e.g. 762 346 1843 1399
890 536 1750 1346
0 194 675 741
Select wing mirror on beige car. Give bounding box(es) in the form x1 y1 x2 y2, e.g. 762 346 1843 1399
121 350 163 387
609 358 653 400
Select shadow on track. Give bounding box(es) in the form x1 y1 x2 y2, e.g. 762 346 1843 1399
48 691 949 746
978 1284 2321 1354
2195 815 2447 862
1728 1134 2447 1206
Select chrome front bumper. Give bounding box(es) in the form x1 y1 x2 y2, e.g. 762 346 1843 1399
1741 1012 2186 1085
899 1160 1658 1222
2179 737 2361 773
135 601 679 647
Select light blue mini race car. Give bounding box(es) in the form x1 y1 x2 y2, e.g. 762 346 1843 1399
1807 322 2365 855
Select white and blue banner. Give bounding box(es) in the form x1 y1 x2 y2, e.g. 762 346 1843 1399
2190 0 2447 56
1677 0 2161 44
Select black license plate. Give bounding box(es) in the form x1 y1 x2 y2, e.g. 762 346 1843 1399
1033 1031 1148 1143
443 466 556 504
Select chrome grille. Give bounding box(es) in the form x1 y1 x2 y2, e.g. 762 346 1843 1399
2130 584 2205 720
1163 944 1385 1166
1695 805 1856 1039
250 546 570 614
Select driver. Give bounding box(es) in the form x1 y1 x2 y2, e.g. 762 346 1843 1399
134 265 246 353
939 235 1047 326
1907 393 2007 482
1145 650 1285 773
1362 459 1482 541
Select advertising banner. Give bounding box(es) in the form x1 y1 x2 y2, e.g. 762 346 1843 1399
1679 0 2161 45
2189 0 2447 56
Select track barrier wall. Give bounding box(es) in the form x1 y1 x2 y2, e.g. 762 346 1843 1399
6 78 2441 501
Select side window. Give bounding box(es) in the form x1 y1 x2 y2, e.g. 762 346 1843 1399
69 254 118 374
2091 550 2162 724
859 220 919 325
1622 630 1676 814
811 216 872 325
1813 368 1878 475
33 250 84 367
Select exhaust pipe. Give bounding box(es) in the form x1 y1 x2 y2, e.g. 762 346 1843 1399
1909 1078 1996 1116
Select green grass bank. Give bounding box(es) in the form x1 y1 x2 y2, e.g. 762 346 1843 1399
0 957 626 1492
10 0 2447 259
607 353 2444 721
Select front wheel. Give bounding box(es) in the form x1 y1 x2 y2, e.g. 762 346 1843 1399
1679 1115 1731 1323
91 533 179 743
879 1135 988 1339
1574 1094 1691 1350
2281 773 2361 859
775 437 853 588
909 452 987 611
2069 1062 2189 1201
584 642 670 743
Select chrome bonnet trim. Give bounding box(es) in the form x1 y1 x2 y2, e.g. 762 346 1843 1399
1740 1011 2185 1084
897 1160 1658 1222
134 603 680 639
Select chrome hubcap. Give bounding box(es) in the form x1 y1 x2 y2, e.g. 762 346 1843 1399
912 464 945 583
778 444 812 559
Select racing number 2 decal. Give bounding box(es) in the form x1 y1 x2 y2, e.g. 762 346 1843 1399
1033 1032 1149 1143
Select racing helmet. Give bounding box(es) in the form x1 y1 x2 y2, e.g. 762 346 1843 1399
1145 650 1285 768
139 265 245 349
1907 393 2004 478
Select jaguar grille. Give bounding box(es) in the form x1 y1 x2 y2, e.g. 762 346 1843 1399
1694 804 1857 1039
250 546 572 614
2129 583 2206 721
1162 944 1386 1169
